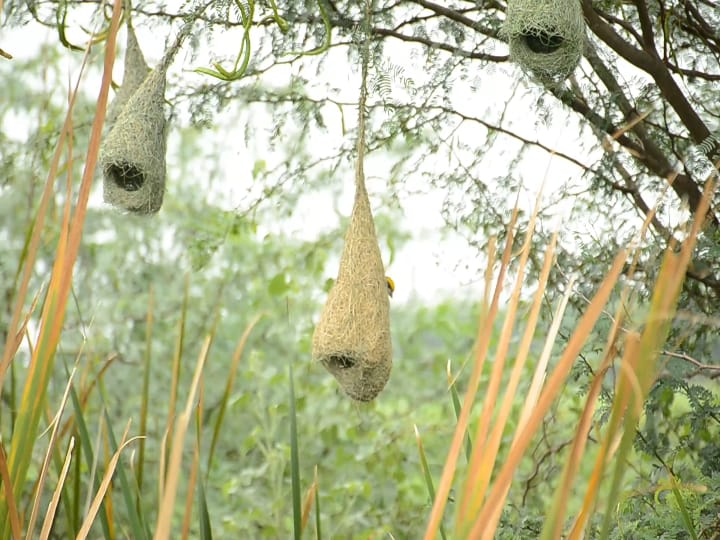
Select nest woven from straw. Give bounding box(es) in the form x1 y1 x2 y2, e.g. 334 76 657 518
100 66 167 214
312 183 392 402
504 0 585 83
106 22 150 127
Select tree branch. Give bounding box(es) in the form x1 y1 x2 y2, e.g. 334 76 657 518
632 0 658 53
584 0 715 150
582 0 657 71
582 44 717 223
410 0 501 40
372 27 507 61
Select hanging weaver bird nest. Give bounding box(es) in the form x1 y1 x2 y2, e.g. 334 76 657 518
106 21 149 127
312 1 391 401
504 0 585 83
100 4 203 214
99 66 167 214
311 182 393 402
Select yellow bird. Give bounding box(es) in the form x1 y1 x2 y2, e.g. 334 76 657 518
386 276 395 298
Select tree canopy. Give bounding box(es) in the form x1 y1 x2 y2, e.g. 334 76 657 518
20 0 713 301
1 0 719 537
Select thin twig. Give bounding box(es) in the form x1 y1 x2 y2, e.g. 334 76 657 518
662 350 720 372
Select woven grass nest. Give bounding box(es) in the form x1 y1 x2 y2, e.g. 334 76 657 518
100 65 167 215
100 15 168 215
312 182 393 402
504 0 585 83
101 4 200 215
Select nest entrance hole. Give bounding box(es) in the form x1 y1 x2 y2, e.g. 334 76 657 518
106 162 146 192
521 27 565 53
326 355 356 369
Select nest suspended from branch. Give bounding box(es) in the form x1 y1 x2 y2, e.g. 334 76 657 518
100 5 202 214
504 0 585 83
100 66 168 214
311 179 393 402
312 6 392 400
106 20 150 127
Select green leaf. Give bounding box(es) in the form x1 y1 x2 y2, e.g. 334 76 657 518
268 272 289 296
252 159 267 179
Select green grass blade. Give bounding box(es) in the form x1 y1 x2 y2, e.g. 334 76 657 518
447 361 472 463
8 358 17 436
313 465 322 540
314 471 322 540
166 276 191 470
65 380 112 539
289 361 302 540
197 479 213 540
414 425 447 540
206 314 263 475
72 441 82 533
76 422 135 540
137 288 154 501
100 405 149 540
669 474 699 540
